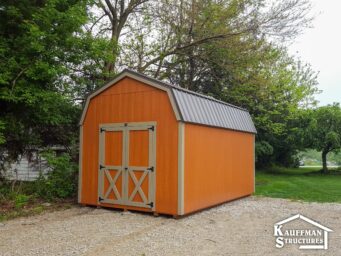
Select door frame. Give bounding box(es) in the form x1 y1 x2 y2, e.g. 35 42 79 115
98 122 157 211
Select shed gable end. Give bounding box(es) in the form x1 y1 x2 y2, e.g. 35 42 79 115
80 71 181 125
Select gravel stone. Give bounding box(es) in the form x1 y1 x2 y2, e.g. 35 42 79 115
0 197 340 256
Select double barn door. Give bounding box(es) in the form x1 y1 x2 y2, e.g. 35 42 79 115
98 122 156 210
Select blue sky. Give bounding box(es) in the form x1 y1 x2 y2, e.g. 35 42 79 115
288 0 341 106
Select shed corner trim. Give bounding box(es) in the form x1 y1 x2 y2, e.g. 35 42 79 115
178 122 185 215
78 125 83 203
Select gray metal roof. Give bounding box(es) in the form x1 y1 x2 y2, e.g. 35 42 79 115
172 87 257 134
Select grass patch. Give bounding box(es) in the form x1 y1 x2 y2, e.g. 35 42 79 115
0 181 76 222
0 197 76 222
255 167 341 203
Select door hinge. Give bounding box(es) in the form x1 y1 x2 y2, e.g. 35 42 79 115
148 126 154 131
99 196 104 202
146 202 154 208
147 166 154 172
99 164 105 169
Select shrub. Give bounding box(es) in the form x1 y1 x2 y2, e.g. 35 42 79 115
35 151 77 200
255 140 274 167
14 194 30 209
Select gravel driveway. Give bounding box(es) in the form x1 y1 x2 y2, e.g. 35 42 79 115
0 197 340 256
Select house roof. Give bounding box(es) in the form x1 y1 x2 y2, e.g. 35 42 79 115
79 69 257 134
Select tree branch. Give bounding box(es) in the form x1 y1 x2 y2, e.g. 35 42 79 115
11 68 27 94
104 0 117 21
140 29 254 72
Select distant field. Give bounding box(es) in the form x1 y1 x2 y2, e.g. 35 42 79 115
300 165 340 168
255 167 341 203
299 149 341 166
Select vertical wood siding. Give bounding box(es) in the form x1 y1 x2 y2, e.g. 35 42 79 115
184 123 255 214
81 77 179 215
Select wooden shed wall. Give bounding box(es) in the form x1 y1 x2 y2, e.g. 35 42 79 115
80 77 179 215
183 124 254 214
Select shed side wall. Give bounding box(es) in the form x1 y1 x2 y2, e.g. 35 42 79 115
184 123 254 214
81 77 178 215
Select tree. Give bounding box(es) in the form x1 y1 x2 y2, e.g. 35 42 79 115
108 0 317 166
0 0 319 175
166 44 318 167
303 104 341 173
88 0 150 76
147 5 318 166
0 0 91 173
90 0 313 75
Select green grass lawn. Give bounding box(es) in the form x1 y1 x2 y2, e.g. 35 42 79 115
255 167 341 203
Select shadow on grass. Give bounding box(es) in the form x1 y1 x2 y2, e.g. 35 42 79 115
304 169 341 176
258 166 341 176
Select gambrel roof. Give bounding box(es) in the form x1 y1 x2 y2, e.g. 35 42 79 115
79 69 257 134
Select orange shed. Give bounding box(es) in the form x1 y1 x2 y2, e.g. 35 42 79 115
78 69 256 217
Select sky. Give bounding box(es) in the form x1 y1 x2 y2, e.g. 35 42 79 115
288 0 341 106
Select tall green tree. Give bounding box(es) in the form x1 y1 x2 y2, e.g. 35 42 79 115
0 0 92 170
303 104 341 173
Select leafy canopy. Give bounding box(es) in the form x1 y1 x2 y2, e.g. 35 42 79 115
0 0 90 162
305 104 341 153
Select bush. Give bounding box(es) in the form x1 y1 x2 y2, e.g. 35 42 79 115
35 151 77 200
255 140 274 167
14 194 30 209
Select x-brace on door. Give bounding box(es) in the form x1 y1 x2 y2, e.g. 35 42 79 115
98 122 156 210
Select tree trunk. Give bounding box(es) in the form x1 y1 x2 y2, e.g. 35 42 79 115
322 150 328 173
